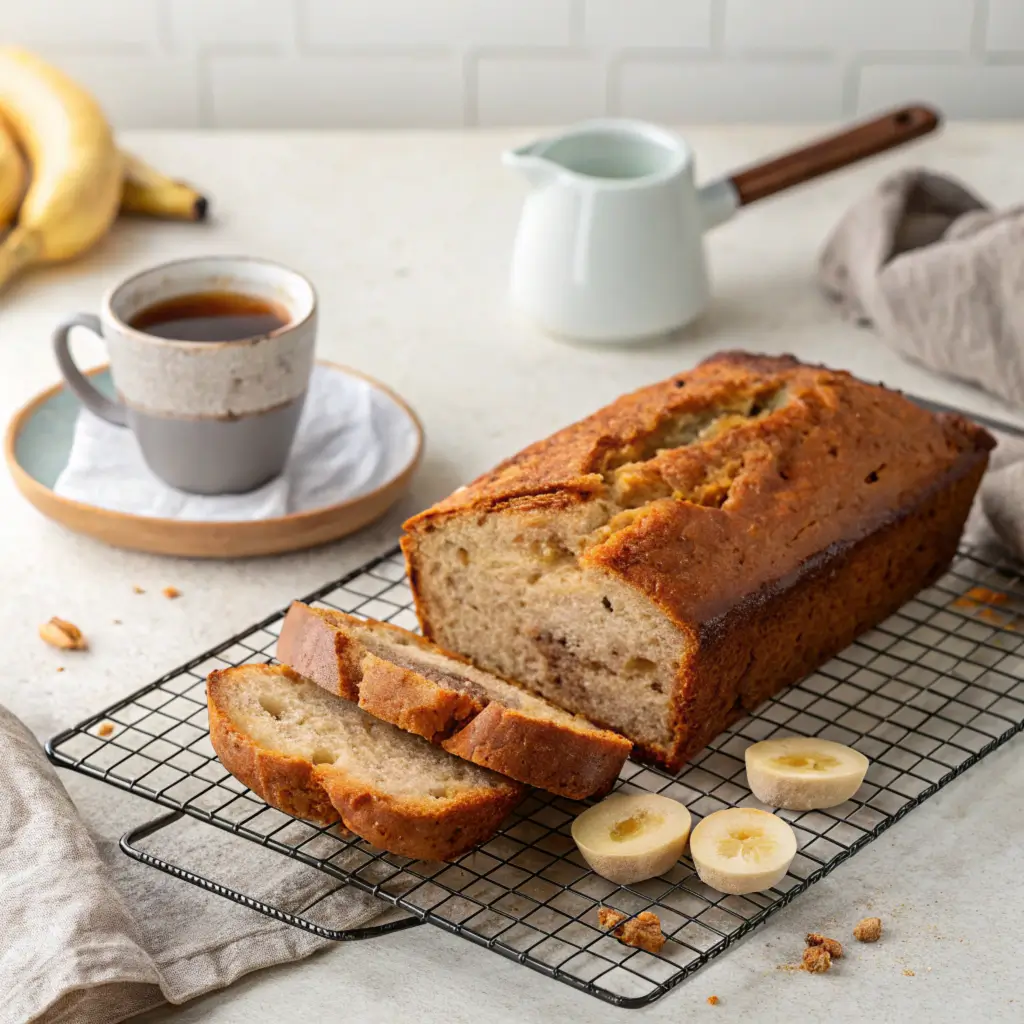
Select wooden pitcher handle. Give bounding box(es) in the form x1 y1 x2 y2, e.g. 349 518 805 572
728 104 941 206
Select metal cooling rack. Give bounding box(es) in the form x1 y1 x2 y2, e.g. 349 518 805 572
47 545 1024 1008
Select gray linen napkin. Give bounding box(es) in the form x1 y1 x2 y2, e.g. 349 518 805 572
0 702 399 1024
820 167 1024 563
819 167 1024 404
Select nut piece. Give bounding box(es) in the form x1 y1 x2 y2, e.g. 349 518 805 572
806 933 843 958
598 908 666 954
162 586 181 599
97 722 114 737
853 917 883 943
39 617 87 651
802 946 832 973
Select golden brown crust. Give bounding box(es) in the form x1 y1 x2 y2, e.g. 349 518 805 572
358 651 481 741
316 765 522 862
207 667 340 826
206 664 524 861
649 449 989 770
276 603 631 799
403 352 995 770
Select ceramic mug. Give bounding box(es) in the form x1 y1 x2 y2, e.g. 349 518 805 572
52 255 317 494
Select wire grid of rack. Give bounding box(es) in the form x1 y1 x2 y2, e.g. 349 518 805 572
48 544 1024 1008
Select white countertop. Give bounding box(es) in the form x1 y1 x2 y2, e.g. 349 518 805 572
3 124 1022 1023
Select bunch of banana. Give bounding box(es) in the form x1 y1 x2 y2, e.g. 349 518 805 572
0 47 208 293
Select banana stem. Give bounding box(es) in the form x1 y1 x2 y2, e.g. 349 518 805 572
0 226 41 291
120 179 208 221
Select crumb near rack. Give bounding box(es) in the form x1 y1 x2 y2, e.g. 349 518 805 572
707 994 719 1005
854 917 883 942
162 586 181 599
802 946 832 973
598 908 666 953
806 933 843 958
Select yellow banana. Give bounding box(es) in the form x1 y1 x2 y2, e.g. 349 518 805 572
0 47 122 291
0 116 26 229
120 150 209 222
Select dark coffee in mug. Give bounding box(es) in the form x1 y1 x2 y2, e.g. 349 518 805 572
129 291 290 342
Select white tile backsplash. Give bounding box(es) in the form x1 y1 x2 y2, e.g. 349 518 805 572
858 64 1024 118
208 54 464 128
0 0 161 49
617 61 846 122
723 0 975 53
584 0 713 50
476 56 606 126
166 0 296 51
52 55 200 128
3 0 1021 127
304 0 574 49
986 0 1024 52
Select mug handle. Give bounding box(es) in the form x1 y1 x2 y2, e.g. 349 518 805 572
52 313 128 426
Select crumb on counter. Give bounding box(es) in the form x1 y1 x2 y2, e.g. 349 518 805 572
97 722 115 737
39 617 88 651
954 586 1010 608
598 908 666 954
903 969 915 977
806 933 843 958
854 917 883 943
162 586 181 599
112 618 122 625
132 585 145 594
802 946 832 973
707 995 720 1005
56 666 64 673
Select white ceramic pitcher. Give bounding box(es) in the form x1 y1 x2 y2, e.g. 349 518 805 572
504 106 938 344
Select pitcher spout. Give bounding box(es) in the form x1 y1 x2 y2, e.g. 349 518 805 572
502 142 557 188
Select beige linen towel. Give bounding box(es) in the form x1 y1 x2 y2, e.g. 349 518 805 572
820 167 1024 562
819 167 1024 405
0 702 401 1024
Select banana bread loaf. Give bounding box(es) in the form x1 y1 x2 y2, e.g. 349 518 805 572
402 352 995 771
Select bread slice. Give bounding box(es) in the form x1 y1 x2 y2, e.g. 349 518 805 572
276 603 632 799
207 664 524 861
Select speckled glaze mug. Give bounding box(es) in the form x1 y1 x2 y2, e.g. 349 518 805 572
52 255 317 494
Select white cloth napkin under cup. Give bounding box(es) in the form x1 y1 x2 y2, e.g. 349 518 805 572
54 364 419 520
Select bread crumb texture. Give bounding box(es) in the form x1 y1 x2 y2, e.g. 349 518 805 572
598 908 666 953
806 932 843 958
854 917 883 942
802 946 832 973
39 617 87 650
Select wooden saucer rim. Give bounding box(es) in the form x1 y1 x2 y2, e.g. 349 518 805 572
4 360 424 559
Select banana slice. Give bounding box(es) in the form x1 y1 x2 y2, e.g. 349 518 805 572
689 808 797 895
745 736 869 810
571 793 692 884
